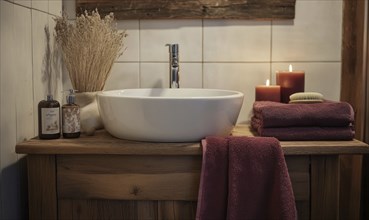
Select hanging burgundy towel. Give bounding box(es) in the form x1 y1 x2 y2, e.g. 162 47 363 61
196 136 229 220
196 136 297 220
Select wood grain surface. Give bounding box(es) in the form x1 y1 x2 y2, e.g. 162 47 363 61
27 155 57 220
341 0 367 219
15 125 369 156
76 0 296 20
57 155 202 201
311 156 340 220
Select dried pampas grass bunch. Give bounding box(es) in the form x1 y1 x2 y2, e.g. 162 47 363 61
54 10 126 92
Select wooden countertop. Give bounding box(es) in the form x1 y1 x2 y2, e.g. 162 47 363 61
16 124 369 156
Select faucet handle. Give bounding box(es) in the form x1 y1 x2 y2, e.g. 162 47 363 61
166 44 179 54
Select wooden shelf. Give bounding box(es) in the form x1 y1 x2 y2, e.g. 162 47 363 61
16 124 369 156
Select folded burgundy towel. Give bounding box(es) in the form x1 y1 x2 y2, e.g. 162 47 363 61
196 136 296 220
253 101 354 128
251 123 355 141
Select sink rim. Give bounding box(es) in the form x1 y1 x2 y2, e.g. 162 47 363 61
97 88 244 100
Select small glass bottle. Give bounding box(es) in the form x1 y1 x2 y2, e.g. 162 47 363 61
62 89 80 138
38 94 61 139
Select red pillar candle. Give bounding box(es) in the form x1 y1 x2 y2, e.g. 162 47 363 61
276 65 305 103
255 80 281 102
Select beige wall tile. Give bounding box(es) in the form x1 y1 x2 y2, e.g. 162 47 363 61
140 20 202 62
140 63 169 88
49 0 62 16
15 0 32 8
1 0 17 164
139 62 202 89
14 5 34 141
272 0 342 62
0 2 23 219
204 63 270 123
32 0 48 13
204 20 271 62
31 10 49 133
104 63 139 90
48 15 63 101
117 20 140 62
177 63 203 88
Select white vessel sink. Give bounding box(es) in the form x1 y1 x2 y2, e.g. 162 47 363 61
97 88 244 142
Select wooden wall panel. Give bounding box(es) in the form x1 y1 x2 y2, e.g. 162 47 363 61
342 0 366 140
341 0 367 219
76 0 296 20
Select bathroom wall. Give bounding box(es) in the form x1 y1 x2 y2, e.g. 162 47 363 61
0 0 344 218
0 0 62 219
64 0 343 123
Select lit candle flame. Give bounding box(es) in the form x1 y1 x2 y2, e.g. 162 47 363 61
266 79 270 86
289 64 293 72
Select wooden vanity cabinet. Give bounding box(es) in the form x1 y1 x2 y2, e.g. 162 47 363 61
17 125 369 220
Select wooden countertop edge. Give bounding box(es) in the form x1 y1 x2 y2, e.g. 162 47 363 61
15 125 369 155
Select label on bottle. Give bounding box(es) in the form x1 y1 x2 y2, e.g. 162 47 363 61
62 106 80 133
41 108 60 134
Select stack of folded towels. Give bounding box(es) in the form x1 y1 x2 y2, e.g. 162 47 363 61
251 101 355 141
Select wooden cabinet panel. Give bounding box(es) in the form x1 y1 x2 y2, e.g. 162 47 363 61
311 156 340 220
18 129 368 220
285 156 310 220
285 156 310 201
58 200 197 220
57 155 309 220
57 155 202 201
27 155 57 220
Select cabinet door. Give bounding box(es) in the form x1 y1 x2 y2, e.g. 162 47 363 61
285 156 310 220
28 155 57 220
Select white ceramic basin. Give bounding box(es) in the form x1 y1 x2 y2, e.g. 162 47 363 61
97 88 244 142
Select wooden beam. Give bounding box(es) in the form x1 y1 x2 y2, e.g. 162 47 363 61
341 0 366 219
75 0 296 20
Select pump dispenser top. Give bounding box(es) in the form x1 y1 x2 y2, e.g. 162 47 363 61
65 89 77 104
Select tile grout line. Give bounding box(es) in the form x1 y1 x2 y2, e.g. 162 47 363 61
202 19 204 88
270 20 273 83
30 5 36 138
114 60 343 64
138 19 141 88
5 0 57 18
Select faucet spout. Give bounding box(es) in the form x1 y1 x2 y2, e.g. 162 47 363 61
167 44 180 88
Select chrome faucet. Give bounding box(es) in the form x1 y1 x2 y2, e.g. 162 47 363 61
167 44 180 88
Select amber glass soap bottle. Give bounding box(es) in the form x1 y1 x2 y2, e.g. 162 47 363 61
38 95 61 139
